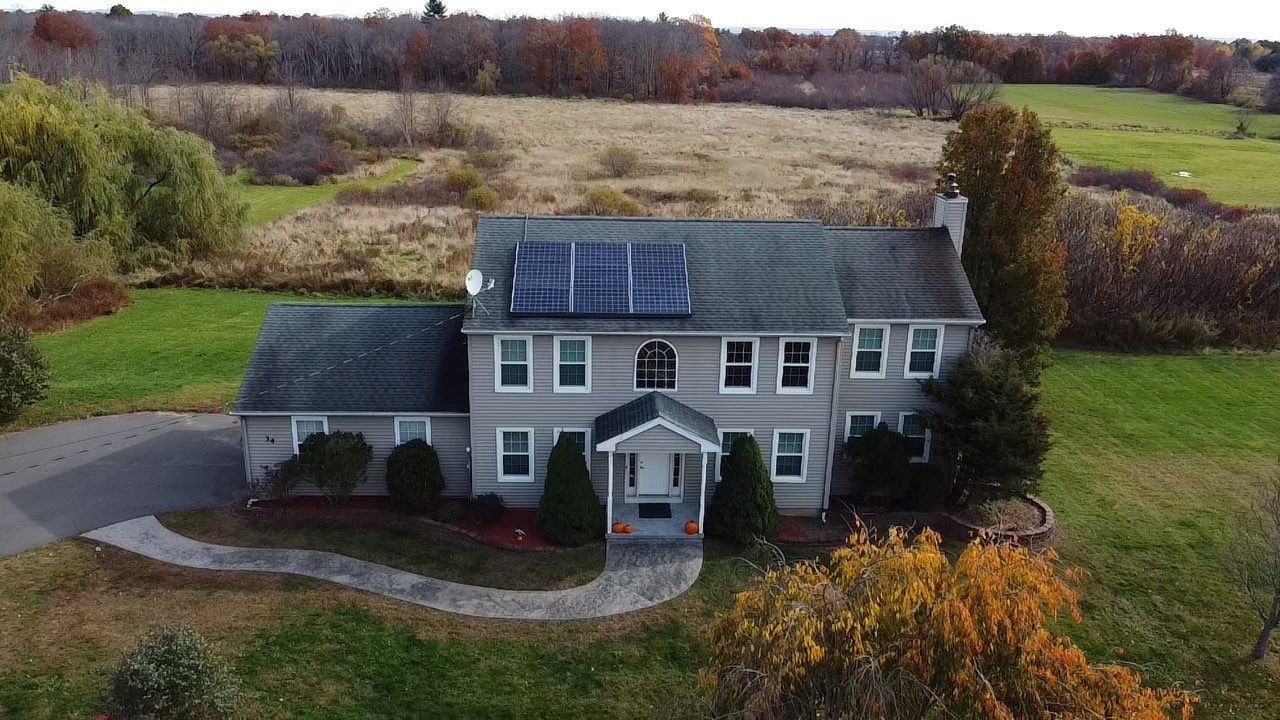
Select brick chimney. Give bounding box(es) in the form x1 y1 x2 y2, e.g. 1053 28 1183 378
933 172 968 256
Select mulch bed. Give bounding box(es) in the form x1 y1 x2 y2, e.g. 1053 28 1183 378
776 495 1054 549
242 496 560 552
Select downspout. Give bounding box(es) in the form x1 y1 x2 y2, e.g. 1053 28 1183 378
819 337 846 522
236 415 253 500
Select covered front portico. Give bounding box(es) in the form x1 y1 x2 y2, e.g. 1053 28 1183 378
594 393 720 541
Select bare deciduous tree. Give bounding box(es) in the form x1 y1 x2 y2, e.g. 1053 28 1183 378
393 77 419 146
1225 465 1280 661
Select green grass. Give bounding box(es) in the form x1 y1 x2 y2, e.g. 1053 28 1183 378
11 289 416 430
236 157 418 225
161 510 605 591
1040 350 1280 715
1000 85 1280 207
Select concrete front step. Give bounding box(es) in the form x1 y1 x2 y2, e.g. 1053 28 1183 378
608 533 703 545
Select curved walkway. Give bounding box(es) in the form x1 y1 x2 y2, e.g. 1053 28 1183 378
85 516 703 620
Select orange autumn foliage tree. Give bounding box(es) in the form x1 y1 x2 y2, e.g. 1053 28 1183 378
703 527 1197 720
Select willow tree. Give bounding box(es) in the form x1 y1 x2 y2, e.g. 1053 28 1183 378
0 74 245 269
0 182 74 314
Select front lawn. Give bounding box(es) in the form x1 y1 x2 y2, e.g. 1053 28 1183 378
161 509 605 591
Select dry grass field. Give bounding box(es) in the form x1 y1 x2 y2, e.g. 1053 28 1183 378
146 85 948 296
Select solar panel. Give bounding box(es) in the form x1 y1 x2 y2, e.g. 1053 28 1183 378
571 242 630 314
510 241 571 314
630 243 691 316
509 240 691 317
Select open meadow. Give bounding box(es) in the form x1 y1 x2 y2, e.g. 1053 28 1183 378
1002 85 1280 207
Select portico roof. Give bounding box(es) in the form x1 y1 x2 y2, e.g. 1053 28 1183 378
594 392 719 453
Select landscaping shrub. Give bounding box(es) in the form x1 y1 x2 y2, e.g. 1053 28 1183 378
469 492 506 526
906 463 948 511
921 335 1051 505
706 435 778 544
386 439 443 514
294 431 373 505
436 499 464 523
443 164 484 195
7 276 130 333
0 323 49 424
537 433 604 546
107 627 239 720
246 136 354 186
845 423 913 503
599 145 640 177
578 186 641 216
462 185 500 211
261 457 304 500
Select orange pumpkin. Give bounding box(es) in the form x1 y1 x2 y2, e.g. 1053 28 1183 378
623 523 634 534
684 520 699 535
611 521 624 534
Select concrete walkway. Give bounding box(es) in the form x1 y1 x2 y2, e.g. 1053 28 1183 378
85 516 703 620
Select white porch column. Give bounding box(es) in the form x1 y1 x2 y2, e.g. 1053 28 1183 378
698 451 708 531
606 451 615 534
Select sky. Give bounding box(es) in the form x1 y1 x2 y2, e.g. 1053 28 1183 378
5 0 1279 40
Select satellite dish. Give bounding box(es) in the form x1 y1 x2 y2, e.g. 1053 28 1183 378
465 269 484 296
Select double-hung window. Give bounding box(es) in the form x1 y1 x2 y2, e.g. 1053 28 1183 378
291 416 328 454
851 324 889 379
904 325 944 379
497 428 534 482
777 337 816 394
554 336 591 393
719 337 759 393
394 417 432 445
495 336 533 392
716 429 754 481
771 430 809 483
844 412 880 442
553 427 592 468
898 413 931 462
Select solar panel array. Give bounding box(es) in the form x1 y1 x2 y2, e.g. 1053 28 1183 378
510 241 690 316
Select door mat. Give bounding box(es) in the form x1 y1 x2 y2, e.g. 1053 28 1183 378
638 503 673 519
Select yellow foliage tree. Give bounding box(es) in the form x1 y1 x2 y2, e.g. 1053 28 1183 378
703 528 1197 719
1102 199 1162 274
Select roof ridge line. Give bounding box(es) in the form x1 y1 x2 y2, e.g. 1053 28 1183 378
481 213 820 225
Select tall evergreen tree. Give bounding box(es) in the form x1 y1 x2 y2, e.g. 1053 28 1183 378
420 0 446 22
937 104 1066 362
537 434 603 545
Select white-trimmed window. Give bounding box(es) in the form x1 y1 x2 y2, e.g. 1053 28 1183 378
904 325 944 379
394 416 432 445
851 324 890 379
719 337 759 393
494 336 533 392
553 427 592 468
898 413 931 462
844 412 881 442
777 337 816 394
771 429 809 483
291 416 328 454
635 339 678 390
497 428 534 482
716 429 754 481
554 336 591 393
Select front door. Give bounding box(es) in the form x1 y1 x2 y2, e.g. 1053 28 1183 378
636 452 671 498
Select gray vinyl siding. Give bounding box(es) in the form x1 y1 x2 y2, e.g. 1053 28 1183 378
829 323 972 496
468 333 838 512
241 414 471 498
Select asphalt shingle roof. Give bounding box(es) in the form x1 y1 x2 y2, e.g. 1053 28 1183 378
595 392 719 447
464 215 851 336
824 227 984 322
234 304 469 414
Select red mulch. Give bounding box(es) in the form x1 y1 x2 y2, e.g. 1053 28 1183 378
9 277 132 333
246 497 557 551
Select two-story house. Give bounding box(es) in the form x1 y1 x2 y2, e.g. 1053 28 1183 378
232 179 982 539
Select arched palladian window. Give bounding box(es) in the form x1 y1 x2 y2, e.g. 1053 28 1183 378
634 340 678 390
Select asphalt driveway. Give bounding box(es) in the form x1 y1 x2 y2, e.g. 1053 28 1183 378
0 413 244 557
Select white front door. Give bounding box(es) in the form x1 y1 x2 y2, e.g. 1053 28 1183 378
636 452 671 497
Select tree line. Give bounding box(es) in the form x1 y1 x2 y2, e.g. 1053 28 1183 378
2 8 1276 110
